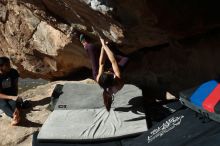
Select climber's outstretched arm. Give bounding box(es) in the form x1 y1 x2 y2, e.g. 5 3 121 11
99 37 121 78
96 46 106 81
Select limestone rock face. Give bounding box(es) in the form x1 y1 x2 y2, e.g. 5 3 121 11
123 31 220 101
0 0 220 80
0 0 90 79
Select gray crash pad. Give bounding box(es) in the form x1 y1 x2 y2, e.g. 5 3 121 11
54 83 103 110
38 83 147 142
54 83 142 110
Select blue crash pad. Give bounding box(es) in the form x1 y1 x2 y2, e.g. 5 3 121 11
190 80 218 107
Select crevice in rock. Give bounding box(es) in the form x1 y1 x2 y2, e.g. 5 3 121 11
33 49 57 71
52 67 92 81
128 43 169 59
26 20 41 44
4 9 9 24
17 133 33 145
19 1 70 36
40 0 71 26
0 0 7 5
0 3 9 24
